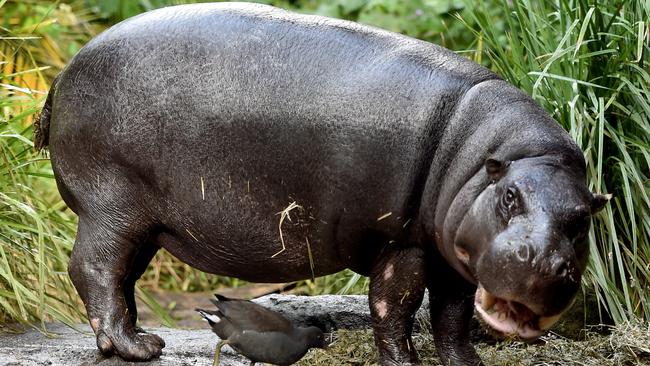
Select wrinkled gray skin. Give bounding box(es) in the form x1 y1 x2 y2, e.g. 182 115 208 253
36 3 609 365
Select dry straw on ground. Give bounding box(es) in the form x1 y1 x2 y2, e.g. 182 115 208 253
297 322 650 365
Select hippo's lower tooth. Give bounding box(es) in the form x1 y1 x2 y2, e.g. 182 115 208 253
482 290 496 310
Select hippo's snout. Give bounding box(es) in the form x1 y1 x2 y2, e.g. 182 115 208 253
472 227 583 339
522 251 581 316
482 232 581 311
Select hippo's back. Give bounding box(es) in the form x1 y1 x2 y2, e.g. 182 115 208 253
50 2 497 152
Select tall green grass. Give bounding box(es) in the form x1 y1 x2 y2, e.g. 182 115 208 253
0 55 82 328
465 0 650 322
0 1 94 328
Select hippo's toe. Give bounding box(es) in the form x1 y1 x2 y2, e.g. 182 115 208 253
96 327 164 361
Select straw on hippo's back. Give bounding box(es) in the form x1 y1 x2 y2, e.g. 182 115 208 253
35 2 609 365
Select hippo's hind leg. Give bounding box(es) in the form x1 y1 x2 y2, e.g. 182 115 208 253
69 214 164 361
124 244 163 333
368 245 426 366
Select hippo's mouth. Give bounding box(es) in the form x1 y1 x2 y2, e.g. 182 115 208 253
474 285 561 339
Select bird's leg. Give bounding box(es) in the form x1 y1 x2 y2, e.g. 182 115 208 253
213 339 229 366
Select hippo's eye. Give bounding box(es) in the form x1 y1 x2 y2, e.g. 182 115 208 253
499 186 522 222
504 187 517 207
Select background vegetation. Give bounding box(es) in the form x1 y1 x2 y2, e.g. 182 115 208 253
0 0 647 328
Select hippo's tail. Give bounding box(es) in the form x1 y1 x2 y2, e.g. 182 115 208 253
33 75 59 152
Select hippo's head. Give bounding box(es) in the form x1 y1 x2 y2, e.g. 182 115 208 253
453 156 609 339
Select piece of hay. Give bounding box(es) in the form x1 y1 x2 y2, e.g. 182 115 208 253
186 229 199 242
377 212 392 221
273 201 303 258
306 236 315 281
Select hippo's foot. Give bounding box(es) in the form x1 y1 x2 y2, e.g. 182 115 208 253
436 342 483 366
376 351 420 366
94 319 165 360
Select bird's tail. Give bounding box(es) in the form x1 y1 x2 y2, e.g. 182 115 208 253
213 293 232 302
196 308 223 325
196 307 237 339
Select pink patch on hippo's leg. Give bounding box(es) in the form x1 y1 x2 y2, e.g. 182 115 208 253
383 263 394 280
374 300 388 319
90 318 100 334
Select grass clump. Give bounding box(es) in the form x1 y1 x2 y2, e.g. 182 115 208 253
480 322 650 365
297 322 650 365
0 0 110 328
0 53 82 327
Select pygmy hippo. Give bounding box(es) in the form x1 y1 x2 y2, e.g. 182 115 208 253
34 3 610 365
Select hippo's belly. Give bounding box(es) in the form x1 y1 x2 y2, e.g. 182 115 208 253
146 116 420 282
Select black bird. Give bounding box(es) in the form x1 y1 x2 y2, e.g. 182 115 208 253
197 294 327 366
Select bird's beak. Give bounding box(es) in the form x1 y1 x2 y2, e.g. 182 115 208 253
323 333 336 350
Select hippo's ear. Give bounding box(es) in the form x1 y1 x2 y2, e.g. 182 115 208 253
590 193 612 214
485 158 510 183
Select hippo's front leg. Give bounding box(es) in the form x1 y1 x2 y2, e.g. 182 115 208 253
369 245 426 365
428 266 482 366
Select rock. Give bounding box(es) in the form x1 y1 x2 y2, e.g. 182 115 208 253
253 294 380 331
0 323 239 366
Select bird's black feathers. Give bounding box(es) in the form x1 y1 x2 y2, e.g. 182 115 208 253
209 294 294 333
